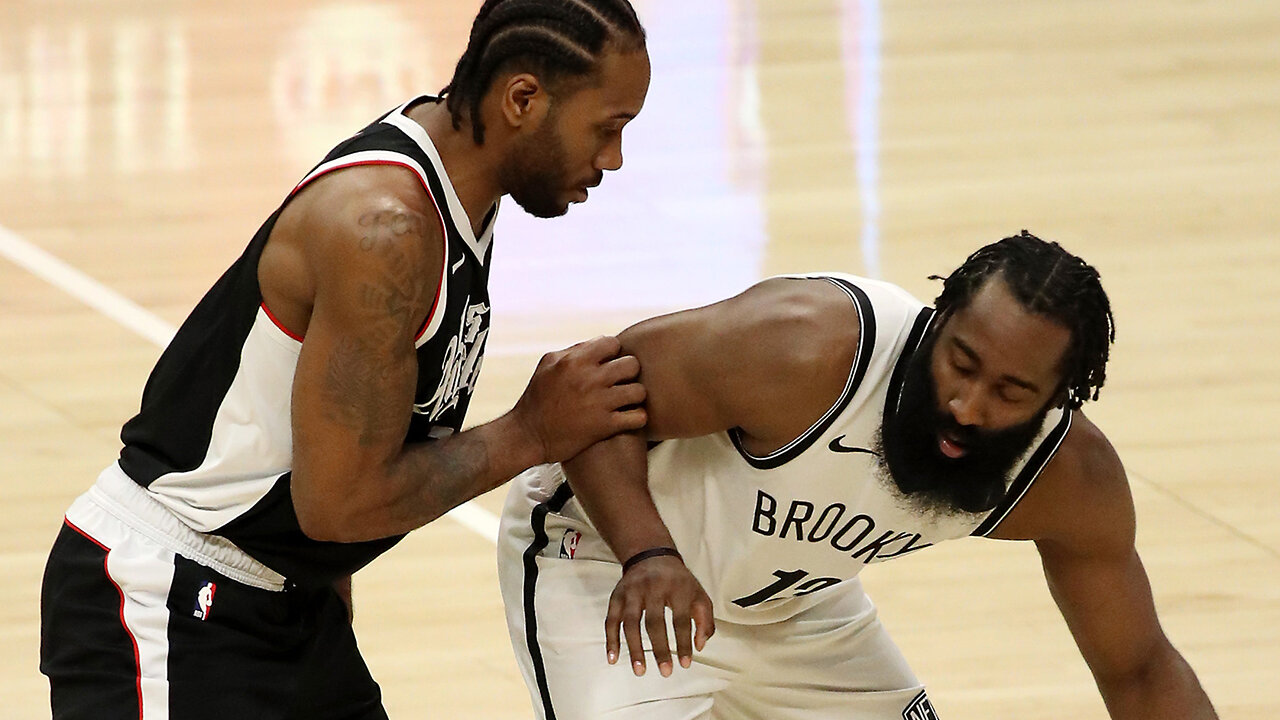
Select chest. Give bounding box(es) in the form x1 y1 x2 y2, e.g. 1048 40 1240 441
408 252 491 439
647 421 986 618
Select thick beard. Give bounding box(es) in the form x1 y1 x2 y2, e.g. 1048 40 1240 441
876 331 1050 515
499 117 573 219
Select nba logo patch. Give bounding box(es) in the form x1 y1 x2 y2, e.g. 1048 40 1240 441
559 530 581 559
902 690 939 720
193 581 216 621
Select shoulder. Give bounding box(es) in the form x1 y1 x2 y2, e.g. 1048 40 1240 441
296 163 442 245
989 411 1136 551
721 277 864 445
260 163 448 338
284 165 445 282
731 276 862 372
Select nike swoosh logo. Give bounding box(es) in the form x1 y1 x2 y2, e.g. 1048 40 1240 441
451 256 466 274
828 435 880 456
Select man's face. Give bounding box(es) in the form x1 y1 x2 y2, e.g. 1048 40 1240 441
502 47 651 218
878 276 1072 513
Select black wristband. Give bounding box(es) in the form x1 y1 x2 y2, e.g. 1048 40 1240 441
622 546 682 572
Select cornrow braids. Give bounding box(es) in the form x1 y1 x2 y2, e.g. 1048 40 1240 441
441 0 646 144
931 230 1116 409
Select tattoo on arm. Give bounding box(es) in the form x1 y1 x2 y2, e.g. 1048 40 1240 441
321 209 437 446
392 429 496 528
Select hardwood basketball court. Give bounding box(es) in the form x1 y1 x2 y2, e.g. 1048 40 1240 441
1 1 1276 717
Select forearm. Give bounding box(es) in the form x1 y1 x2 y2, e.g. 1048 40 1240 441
563 432 676 564
300 410 541 542
1097 642 1217 720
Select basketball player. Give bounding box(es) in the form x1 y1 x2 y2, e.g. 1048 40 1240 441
500 233 1218 719
40 2 651 719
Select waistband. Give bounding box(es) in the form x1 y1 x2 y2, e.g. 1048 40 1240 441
88 464 287 591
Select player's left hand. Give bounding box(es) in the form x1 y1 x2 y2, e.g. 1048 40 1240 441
605 555 715 677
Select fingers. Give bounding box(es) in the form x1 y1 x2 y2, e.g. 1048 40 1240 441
622 598 647 676
607 378 647 408
692 595 715 652
605 589 623 666
605 567 716 680
560 338 641 390
600 353 641 385
606 581 649 675
672 605 694 670
645 600 674 677
672 587 714 668
570 335 624 364
616 407 648 433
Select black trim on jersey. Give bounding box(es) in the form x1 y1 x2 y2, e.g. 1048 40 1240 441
522 482 575 720
971 409 1073 537
883 307 937 425
730 278 878 470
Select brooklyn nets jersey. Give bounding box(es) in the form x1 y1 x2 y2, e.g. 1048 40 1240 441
112 96 494 587
522 273 1071 625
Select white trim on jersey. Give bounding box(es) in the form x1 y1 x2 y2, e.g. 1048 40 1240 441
380 103 497 264
294 148 423 193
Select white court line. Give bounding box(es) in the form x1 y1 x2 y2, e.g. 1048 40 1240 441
0 224 178 348
0 222 503 543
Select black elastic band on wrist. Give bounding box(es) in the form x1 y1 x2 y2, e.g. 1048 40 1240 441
622 546 682 572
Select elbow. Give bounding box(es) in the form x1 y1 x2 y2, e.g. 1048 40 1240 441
292 478 365 543
1094 639 1213 714
292 470 409 543
295 500 353 543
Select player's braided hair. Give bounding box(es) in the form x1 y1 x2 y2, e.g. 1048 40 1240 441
931 230 1116 409
441 0 646 144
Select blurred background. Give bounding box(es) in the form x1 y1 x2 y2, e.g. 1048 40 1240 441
2 0 1277 717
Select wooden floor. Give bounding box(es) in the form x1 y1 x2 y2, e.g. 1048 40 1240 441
2 0 1278 717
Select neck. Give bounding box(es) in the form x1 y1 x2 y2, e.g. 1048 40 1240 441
410 101 504 235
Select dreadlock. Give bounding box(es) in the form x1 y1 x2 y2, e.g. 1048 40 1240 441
931 230 1116 409
440 0 646 144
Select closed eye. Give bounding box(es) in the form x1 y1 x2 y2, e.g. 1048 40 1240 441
997 384 1035 404
949 342 978 376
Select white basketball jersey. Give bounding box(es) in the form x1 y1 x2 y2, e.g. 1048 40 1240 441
530 273 1071 625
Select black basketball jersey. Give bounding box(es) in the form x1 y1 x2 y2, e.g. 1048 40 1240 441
115 97 495 587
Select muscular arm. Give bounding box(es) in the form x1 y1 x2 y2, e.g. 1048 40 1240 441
267 166 644 542
562 277 860 673
567 277 858 560
994 415 1217 719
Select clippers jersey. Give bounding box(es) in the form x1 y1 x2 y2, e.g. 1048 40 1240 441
113 96 495 587
520 274 1071 625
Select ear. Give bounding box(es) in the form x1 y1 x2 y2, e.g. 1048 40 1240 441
498 73 550 130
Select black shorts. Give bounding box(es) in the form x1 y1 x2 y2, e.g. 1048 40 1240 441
40 483 388 720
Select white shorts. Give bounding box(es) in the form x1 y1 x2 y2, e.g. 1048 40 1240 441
497 467 938 720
